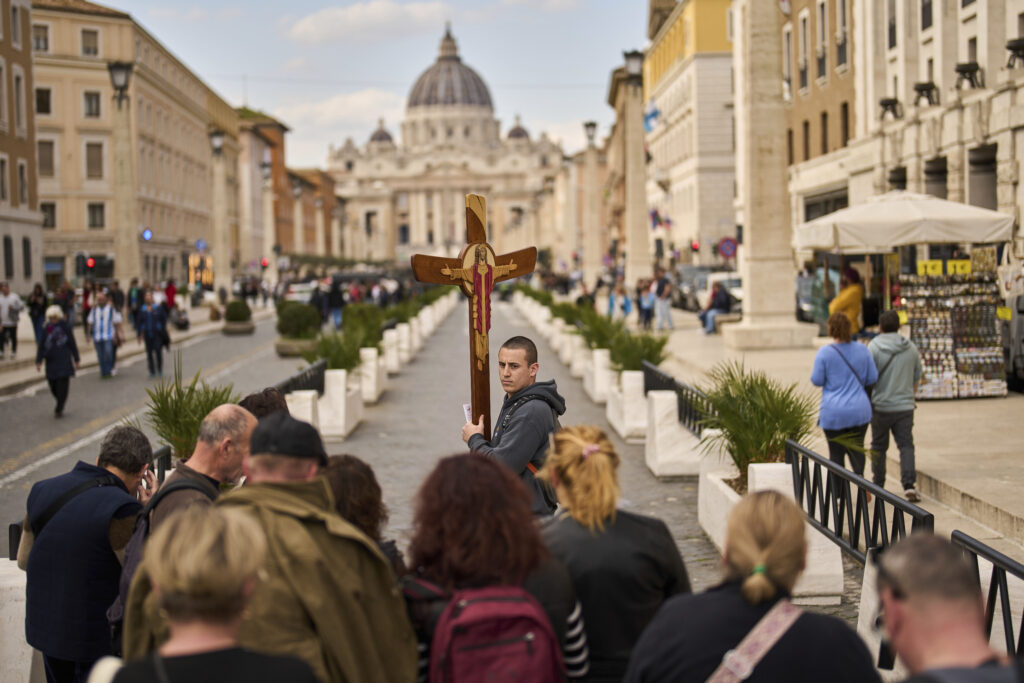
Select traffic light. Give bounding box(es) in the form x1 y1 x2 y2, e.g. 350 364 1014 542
260 257 269 270
75 253 87 276
690 240 700 253
86 257 96 270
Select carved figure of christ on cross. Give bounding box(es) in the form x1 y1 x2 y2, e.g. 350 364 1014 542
411 194 537 440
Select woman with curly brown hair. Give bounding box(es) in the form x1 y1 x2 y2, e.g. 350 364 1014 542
322 455 406 576
539 425 690 682
405 453 589 681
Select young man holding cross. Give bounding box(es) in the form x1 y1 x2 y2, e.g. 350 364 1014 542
462 336 565 516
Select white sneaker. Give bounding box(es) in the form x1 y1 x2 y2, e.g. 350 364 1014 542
110 367 118 376
904 488 921 503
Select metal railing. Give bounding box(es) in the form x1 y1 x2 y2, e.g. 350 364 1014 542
274 358 327 396
154 445 172 484
952 530 1024 657
640 361 712 437
785 439 934 564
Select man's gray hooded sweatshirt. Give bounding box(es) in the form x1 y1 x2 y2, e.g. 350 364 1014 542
468 379 566 515
867 333 923 413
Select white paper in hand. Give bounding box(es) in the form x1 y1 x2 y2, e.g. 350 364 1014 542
462 403 474 423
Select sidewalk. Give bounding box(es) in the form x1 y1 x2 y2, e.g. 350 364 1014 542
0 303 276 396
657 305 1024 555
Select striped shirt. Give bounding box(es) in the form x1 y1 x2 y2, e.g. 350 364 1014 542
88 304 122 342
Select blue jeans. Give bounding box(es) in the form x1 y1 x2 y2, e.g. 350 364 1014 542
32 315 44 346
95 339 114 377
699 308 727 333
655 298 674 330
331 307 343 330
144 336 163 376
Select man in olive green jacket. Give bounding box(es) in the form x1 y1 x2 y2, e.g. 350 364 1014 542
123 413 417 683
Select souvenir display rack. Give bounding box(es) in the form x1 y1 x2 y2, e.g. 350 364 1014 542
897 272 1007 399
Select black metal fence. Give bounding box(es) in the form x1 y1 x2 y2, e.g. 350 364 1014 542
274 358 327 396
785 439 934 564
952 530 1024 657
640 361 711 437
154 445 172 484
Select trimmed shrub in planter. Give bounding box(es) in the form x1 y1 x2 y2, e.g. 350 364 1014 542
610 331 668 372
343 303 386 348
303 331 362 371
277 303 320 340
223 299 255 335
698 361 817 492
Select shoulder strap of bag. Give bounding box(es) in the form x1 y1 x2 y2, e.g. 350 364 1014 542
30 473 122 537
876 346 908 382
142 477 218 517
705 599 802 683
501 394 555 476
830 345 866 387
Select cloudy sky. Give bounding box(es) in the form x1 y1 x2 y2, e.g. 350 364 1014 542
109 0 646 167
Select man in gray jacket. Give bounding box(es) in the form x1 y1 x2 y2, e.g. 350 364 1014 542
463 336 566 515
868 311 924 502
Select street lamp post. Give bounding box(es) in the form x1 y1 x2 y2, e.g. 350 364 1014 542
582 120 601 291
260 158 278 287
314 196 326 256
209 128 231 300
622 50 652 287
108 61 141 282
292 179 304 257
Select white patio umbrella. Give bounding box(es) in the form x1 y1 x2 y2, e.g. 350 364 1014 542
793 191 1015 253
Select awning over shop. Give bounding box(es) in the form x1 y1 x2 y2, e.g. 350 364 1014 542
793 191 1015 253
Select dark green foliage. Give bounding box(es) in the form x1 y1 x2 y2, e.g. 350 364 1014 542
276 303 321 339
224 299 252 322
303 331 362 371
549 302 580 325
698 361 817 490
610 332 669 371
576 306 625 350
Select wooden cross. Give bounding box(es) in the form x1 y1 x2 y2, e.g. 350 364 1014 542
411 194 537 440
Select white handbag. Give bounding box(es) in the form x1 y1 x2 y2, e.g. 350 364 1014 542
997 246 1024 298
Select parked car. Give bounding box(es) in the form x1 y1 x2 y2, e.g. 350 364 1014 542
694 273 743 313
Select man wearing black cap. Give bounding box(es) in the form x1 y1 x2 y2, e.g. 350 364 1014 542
216 413 417 683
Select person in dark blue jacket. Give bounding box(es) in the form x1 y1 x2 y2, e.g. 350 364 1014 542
17 425 157 683
135 290 168 378
35 305 80 417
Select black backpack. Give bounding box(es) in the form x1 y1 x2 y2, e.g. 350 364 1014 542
106 477 217 654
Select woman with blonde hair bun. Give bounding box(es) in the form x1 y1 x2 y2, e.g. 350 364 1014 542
90 506 317 683
540 425 690 682
624 491 880 682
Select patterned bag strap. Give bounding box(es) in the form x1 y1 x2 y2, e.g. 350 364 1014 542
705 599 802 683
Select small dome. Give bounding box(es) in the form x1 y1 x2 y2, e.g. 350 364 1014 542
369 119 393 143
407 25 493 110
507 114 529 140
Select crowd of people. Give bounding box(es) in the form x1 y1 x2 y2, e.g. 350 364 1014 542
15 328 1014 683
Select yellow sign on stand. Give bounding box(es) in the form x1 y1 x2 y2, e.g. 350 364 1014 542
947 260 972 275
897 310 909 325
917 260 943 276
997 306 1012 321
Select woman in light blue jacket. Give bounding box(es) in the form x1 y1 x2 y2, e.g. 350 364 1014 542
810 312 877 476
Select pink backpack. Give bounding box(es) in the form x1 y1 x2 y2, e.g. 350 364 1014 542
425 584 565 683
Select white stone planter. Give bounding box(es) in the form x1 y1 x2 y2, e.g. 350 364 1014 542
397 323 412 364
319 369 363 440
570 341 589 378
382 329 400 374
410 317 422 353
605 370 647 442
421 307 435 336
0 560 43 683
582 349 612 404
359 348 386 403
698 461 843 606
645 390 703 476
285 389 320 428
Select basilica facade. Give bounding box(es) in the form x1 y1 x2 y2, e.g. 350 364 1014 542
327 27 562 263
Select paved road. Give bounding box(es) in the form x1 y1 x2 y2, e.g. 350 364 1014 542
0 317 301 555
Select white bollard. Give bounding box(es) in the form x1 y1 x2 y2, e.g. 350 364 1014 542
319 369 362 439
410 317 422 353
285 390 319 428
383 329 400 374
605 370 647 442
582 348 611 403
645 390 703 476
359 348 385 403
397 323 411 364
748 463 843 606
570 337 588 377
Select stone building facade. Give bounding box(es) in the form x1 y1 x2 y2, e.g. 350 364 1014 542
32 0 239 289
643 0 735 266
327 27 561 263
0 0 41 294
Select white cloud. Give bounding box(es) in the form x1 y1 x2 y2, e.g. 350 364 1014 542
279 57 311 74
527 117 587 154
273 89 406 165
149 7 209 22
500 0 582 11
287 1 451 45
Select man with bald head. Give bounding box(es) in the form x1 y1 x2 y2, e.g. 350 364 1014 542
149 403 257 528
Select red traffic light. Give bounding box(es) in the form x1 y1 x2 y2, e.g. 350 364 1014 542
690 240 700 252
85 257 96 269
260 257 269 268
